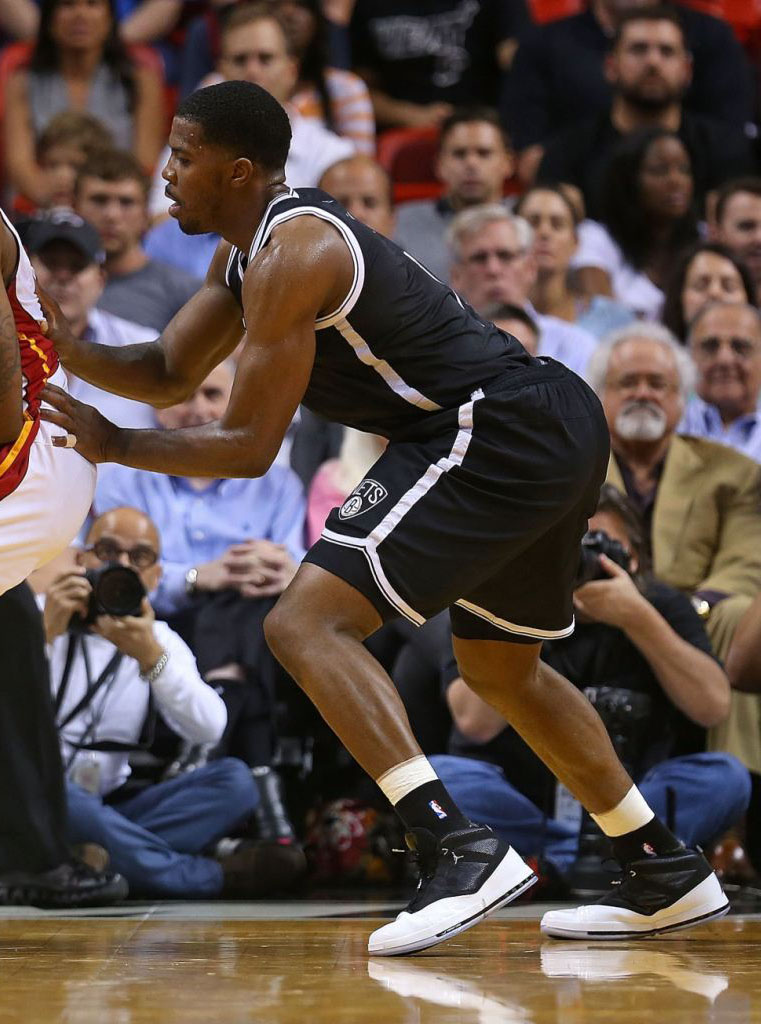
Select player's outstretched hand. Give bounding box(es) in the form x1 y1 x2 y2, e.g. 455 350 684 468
36 285 77 361
39 383 119 464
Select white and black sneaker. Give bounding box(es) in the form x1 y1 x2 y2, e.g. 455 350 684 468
541 847 729 940
368 824 537 956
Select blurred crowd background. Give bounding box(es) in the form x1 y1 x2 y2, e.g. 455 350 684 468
7 0 761 902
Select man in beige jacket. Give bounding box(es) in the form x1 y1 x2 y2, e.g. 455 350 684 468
590 322 761 772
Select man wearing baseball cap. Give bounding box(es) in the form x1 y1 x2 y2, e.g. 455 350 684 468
20 211 158 431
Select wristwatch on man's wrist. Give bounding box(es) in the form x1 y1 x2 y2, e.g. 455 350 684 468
185 567 199 595
691 596 711 621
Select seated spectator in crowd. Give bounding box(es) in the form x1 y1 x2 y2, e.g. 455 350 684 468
589 322 761 661
307 428 386 546
592 321 761 779
712 178 761 306
74 149 202 332
33 111 114 212
536 7 755 221
505 0 754 184
319 154 396 238
571 129 699 320
197 4 354 186
431 485 747 879
393 107 512 283
680 303 761 463
447 205 598 378
278 0 375 153
178 0 355 101
514 184 634 339
44 505 305 897
22 210 158 429
93 361 307 843
661 242 755 342
349 0 529 129
3 0 165 207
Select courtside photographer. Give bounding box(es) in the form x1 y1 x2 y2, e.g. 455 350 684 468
43 504 305 898
432 484 751 890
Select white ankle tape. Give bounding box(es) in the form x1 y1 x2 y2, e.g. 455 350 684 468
591 785 654 838
376 755 438 805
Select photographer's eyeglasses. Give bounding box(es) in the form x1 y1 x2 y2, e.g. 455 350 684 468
86 538 159 569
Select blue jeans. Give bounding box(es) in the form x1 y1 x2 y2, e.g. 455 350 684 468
66 759 258 897
431 752 751 873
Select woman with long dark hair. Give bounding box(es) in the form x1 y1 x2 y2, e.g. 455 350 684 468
276 0 374 153
572 129 700 320
661 242 755 342
3 0 164 206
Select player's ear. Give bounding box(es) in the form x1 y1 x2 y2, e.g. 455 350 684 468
230 157 255 190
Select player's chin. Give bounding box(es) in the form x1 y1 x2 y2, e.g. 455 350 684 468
175 214 206 236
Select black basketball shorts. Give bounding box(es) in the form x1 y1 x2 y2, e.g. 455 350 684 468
304 361 610 642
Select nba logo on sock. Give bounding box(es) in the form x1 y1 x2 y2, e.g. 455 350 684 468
643 842 657 856
429 800 448 820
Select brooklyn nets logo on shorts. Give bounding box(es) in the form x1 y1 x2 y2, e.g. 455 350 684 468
339 479 389 520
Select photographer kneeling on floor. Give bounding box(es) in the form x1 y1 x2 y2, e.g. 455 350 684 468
43 505 305 898
431 484 751 890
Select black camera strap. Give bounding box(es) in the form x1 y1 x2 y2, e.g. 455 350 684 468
56 633 124 728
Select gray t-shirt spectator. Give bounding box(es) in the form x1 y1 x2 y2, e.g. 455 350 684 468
97 259 202 332
395 199 455 283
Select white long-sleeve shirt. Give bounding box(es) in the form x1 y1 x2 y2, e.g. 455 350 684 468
47 619 227 796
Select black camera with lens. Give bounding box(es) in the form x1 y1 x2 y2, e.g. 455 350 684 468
69 563 146 631
575 529 631 586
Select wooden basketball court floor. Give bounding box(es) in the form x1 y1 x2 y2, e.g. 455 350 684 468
2 899 761 1023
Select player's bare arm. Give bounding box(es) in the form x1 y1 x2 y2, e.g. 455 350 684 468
40 240 246 407
0 220 24 444
40 217 354 477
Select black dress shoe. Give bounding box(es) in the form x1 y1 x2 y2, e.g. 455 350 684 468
0 861 129 908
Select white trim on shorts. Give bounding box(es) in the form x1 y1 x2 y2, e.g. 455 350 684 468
454 599 576 641
319 389 483 625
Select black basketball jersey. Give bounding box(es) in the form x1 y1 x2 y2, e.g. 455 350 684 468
224 187 535 437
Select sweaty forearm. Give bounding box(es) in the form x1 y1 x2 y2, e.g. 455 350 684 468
108 422 267 479
63 337 181 407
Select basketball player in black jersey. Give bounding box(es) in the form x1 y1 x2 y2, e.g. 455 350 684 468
41 81 727 952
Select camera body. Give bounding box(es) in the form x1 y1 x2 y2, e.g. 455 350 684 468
575 528 630 586
69 563 146 631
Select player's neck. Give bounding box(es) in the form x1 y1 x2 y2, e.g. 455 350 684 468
220 182 292 253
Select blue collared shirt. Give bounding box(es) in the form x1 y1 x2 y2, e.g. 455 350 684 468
94 464 307 616
679 396 761 464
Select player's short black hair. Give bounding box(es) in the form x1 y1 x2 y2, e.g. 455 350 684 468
176 82 292 173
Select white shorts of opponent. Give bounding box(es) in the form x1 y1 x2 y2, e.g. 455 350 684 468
0 367 96 596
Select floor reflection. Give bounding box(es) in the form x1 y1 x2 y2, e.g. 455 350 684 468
1 913 760 1023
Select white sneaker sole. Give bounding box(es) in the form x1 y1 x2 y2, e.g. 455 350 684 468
541 872 729 940
368 846 537 957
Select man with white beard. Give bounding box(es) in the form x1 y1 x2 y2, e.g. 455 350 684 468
588 322 761 680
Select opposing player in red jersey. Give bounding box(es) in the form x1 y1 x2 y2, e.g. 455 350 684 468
0 208 126 907
0 209 97 592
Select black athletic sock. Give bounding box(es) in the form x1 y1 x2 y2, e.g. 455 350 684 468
610 816 684 864
395 780 471 841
